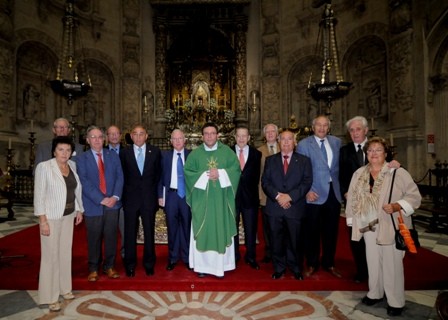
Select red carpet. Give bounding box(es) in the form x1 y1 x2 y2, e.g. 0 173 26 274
1 217 447 291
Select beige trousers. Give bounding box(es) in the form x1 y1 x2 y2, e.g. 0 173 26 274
38 213 75 305
363 227 406 308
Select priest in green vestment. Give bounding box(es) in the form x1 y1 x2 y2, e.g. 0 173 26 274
185 122 241 277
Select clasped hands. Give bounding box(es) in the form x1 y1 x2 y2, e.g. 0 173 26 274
207 168 219 181
277 192 292 209
101 196 117 208
382 202 401 214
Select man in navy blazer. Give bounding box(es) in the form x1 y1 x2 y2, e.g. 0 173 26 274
262 130 312 280
120 124 161 277
231 126 262 270
77 126 124 282
157 129 192 271
297 115 343 279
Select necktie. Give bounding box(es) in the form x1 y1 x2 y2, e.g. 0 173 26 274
283 155 289 174
357 144 364 166
269 145 275 155
137 147 144 174
320 139 328 165
177 153 186 198
97 153 106 194
113 147 118 154
239 148 245 170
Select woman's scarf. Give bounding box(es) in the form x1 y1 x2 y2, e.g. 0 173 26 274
351 162 389 232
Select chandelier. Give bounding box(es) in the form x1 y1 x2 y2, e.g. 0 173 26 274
307 2 351 112
50 0 91 105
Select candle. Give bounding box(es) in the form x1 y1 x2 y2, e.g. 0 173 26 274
370 117 374 130
224 94 226 107
253 92 256 105
8 138 11 149
390 133 394 146
144 96 147 106
216 94 218 105
30 120 34 132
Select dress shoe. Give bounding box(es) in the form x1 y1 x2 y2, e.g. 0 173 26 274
387 306 403 316
354 274 367 283
271 271 285 279
304 266 316 277
103 267 120 279
261 256 271 263
293 272 304 280
145 268 155 276
62 292 75 300
197 272 206 278
125 268 135 277
361 296 383 306
166 262 176 271
325 266 342 278
48 302 61 312
245 260 260 270
87 271 99 282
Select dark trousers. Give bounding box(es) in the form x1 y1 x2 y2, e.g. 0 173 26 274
124 207 157 271
234 206 258 262
85 209 119 272
165 189 191 264
304 184 341 269
268 213 304 273
348 226 368 280
260 205 272 259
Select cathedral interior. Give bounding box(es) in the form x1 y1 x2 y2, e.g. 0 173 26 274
0 0 447 196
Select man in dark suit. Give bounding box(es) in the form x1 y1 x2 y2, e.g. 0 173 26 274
77 126 124 282
120 124 161 277
231 126 262 270
158 129 192 271
106 125 125 259
262 130 313 280
339 116 369 283
34 117 84 169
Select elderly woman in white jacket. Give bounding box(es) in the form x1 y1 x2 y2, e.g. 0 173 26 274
345 137 421 317
34 136 84 312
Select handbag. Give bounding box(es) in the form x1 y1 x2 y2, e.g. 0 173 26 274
388 169 419 252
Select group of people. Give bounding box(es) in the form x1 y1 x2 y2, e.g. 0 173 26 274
33 115 421 317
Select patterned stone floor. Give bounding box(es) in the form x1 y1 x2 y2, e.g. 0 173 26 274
0 205 446 319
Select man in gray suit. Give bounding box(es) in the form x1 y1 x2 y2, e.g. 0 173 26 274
297 115 343 279
34 117 84 168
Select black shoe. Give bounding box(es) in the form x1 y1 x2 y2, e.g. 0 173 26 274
361 296 383 306
354 274 367 283
245 260 260 270
197 272 206 278
125 268 135 277
271 271 285 279
387 306 403 316
293 272 303 280
166 262 176 271
261 256 271 263
145 268 154 276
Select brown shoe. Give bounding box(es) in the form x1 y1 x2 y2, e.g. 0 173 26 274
326 266 342 278
304 266 316 277
103 267 120 279
87 271 99 282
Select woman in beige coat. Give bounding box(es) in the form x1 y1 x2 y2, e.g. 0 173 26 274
34 136 84 312
345 137 421 317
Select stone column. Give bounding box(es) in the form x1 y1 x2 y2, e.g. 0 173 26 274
234 15 248 123
431 75 448 161
153 17 168 123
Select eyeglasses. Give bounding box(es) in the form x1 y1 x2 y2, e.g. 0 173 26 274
54 126 69 129
367 149 384 154
89 135 104 140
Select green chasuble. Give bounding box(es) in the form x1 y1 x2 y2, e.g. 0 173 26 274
184 141 240 254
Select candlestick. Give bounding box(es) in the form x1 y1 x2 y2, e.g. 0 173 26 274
8 138 11 149
390 133 394 146
224 94 226 108
177 94 180 107
30 120 34 132
370 117 374 130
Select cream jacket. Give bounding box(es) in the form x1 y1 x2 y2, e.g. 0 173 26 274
34 158 84 220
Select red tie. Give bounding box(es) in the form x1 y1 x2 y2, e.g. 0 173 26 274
283 155 289 174
97 153 106 194
239 148 245 170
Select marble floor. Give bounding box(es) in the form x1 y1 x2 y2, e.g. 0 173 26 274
0 205 447 320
